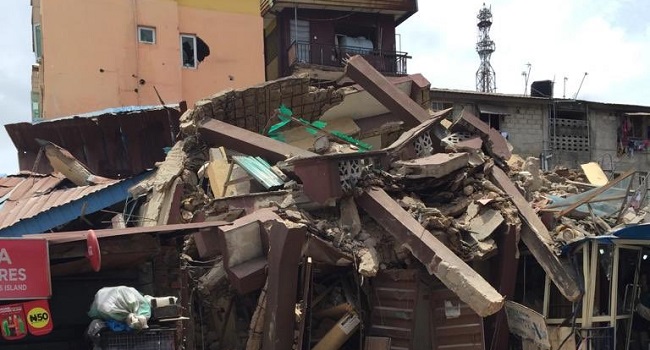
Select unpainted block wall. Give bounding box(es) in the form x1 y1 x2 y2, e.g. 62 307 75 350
500 105 547 157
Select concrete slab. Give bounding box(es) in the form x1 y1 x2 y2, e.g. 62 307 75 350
490 166 581 302
453 111 511 162
469 209 505 241
345 55 433 129
393 153 469 179
357 187 504 317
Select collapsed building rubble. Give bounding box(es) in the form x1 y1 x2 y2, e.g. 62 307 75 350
4 56 650 349
118 56 592 349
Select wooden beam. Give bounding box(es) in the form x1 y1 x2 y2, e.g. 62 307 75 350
556 169 635 218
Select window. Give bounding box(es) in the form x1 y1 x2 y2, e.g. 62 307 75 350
181 34 197 68
33 24 42 60
138 26 156 44
180 34 210 69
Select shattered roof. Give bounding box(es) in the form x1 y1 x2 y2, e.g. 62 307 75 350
0 171 151 237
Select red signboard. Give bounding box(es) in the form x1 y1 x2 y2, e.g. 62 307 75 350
23 300 53 336
0 239 51 300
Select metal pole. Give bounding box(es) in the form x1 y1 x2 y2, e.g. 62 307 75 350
573 72 588 100
294 3 298 44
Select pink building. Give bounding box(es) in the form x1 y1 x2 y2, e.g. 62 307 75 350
30 0 265 120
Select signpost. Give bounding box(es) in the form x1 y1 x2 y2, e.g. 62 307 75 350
504 301 551 349
0 238 51 300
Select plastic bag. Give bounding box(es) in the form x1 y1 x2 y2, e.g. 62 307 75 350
88 286 151 329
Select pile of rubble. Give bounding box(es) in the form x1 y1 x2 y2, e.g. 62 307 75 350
121 56 646 349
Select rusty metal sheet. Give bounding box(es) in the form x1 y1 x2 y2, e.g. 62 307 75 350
0 172 151 237
198 118 316 164
356 187 504 317
369 269 418 350
490 166 582 302
6 106 180 178
430 288 485 350
345 55 432 128
0 174 65 226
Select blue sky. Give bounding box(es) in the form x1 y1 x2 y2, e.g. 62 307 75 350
0 0 649 174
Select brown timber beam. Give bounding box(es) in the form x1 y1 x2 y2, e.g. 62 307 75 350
357 187 504 317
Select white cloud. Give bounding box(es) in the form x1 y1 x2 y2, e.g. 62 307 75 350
0 0 32 175
399 0 650 104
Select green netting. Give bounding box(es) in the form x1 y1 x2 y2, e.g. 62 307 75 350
267 105 371 151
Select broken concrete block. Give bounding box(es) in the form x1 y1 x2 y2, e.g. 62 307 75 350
523 157 542 191
340 197 362 237
198 260 226 295
490 166 581 302
393 153 469 179
469 209 505 241
357 187 504 316
453 111 511 162
356 246 379 277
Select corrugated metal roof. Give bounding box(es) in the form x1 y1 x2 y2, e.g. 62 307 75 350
0 171 151 237
232 155 285 189
0 174 64 208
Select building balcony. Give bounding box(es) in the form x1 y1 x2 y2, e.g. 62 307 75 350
287 41 410 77
261 0 418 24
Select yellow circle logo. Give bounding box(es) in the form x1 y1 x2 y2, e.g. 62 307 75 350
26 307 50 329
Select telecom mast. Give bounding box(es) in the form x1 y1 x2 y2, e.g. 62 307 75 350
476 3 496 92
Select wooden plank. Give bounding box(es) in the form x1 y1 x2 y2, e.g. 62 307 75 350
556 168 635 218
490 166 582 302
580 162 609 186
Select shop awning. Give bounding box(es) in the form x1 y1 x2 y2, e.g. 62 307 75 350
562 223 650 253
479 104 510 115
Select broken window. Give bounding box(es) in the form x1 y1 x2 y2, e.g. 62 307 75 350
33 24 42 60
138 26 156 44
181 34 210 68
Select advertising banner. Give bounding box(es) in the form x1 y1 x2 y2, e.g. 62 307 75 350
0 303 27 340
0 239 51 300
23 300 53 336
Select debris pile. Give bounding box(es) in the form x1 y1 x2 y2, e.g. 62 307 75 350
6 56 649 349
120 55 648 349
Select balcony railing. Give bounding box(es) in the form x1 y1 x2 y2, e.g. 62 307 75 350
287 41 410 76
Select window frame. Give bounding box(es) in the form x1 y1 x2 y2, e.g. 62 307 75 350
180 34 198 69
33 23 42 61
138 26 156 44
